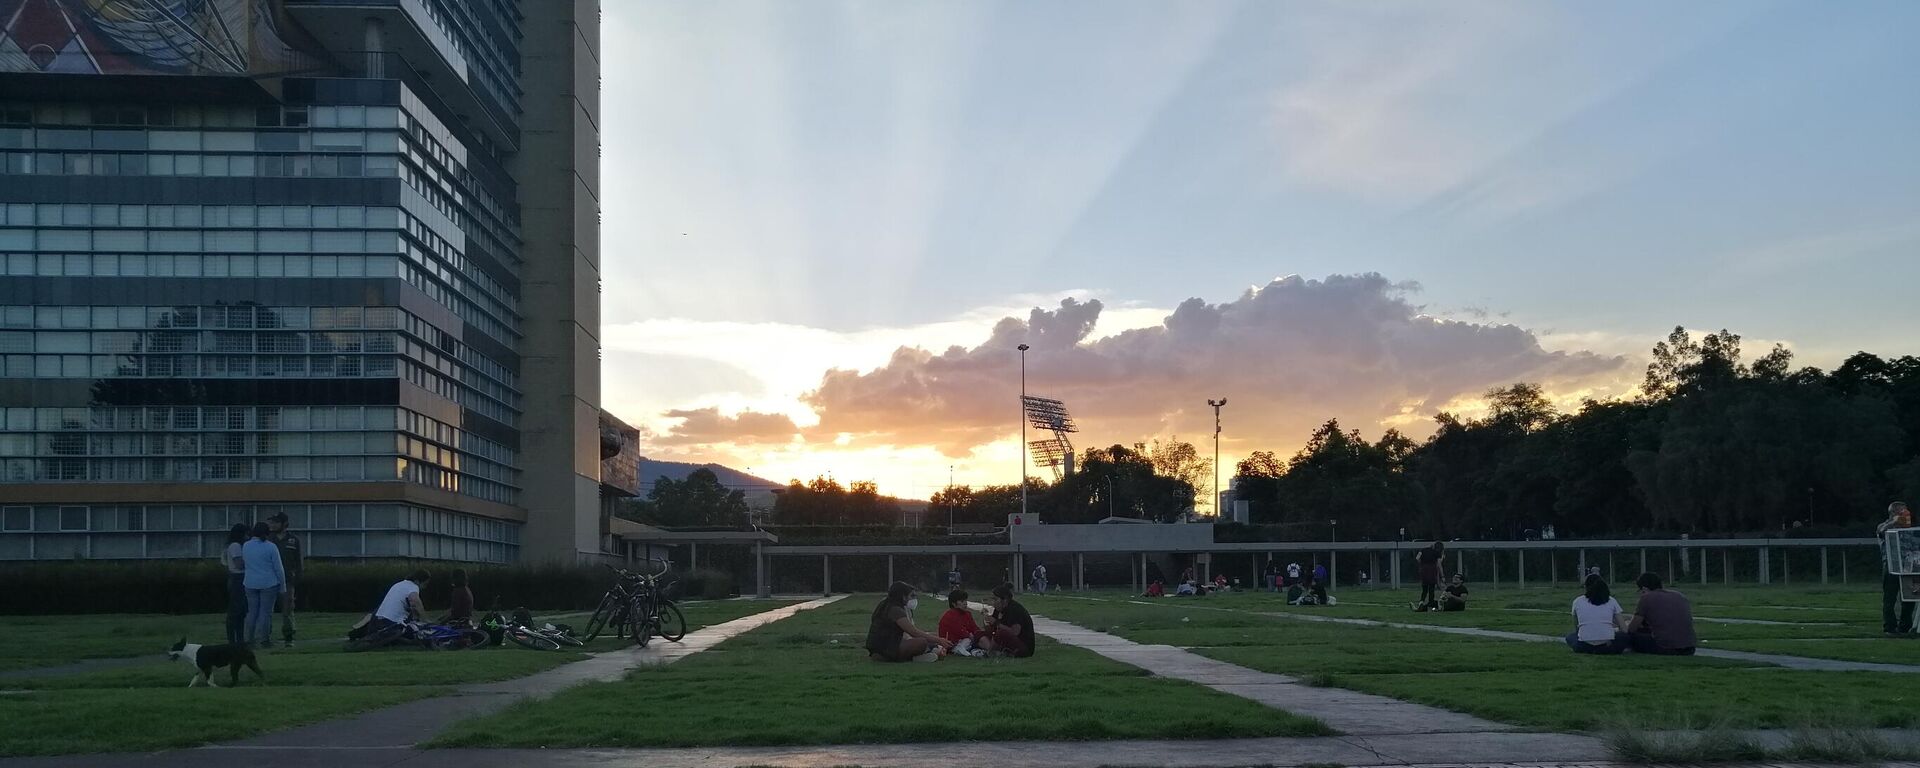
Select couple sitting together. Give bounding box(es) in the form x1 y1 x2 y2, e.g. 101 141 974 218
1566 572 1697 655
866 581 1035 662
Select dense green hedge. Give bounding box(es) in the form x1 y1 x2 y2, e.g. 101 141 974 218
0 561 742 615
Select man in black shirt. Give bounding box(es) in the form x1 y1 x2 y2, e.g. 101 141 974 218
267 512 304 647
988 582 1036 658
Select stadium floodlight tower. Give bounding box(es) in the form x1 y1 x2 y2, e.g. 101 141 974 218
1022 395 1080 482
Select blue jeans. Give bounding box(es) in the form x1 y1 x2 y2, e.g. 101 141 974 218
1565 631 1627 655
246 586 280 646
224 573 247 646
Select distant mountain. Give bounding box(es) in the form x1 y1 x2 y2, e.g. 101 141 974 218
636 459 784 496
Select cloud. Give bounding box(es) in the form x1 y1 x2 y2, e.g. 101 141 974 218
800 274 1636 458
654 407 802 447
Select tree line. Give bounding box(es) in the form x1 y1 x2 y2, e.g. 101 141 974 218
1231 327 1920 540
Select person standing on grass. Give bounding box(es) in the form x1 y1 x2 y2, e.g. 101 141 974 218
1625 572 1696 655
1286 561 1302 587
1031 562 1048 593
266 512 303 648
865 581 951 662
1264 558 1281 592
219 523 250 646
1881 502 1915 636
239 522 285 650
1312 562 1329 590
1565 575 1628 654
986 582 1036 658
1412 542 1445 611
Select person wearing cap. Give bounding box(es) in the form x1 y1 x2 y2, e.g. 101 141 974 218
1881 502 1915 636
267 512 304 648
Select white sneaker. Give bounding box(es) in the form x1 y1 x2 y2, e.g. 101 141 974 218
912 650 940 662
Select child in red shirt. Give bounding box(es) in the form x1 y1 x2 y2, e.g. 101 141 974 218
937 589 992 655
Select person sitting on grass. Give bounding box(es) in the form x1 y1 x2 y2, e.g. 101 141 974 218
1565 575 1628 654
937 589 994 656
865 581 951 663
1440 574 1469 612
1286 580 1305 604
985 582 1036 658
1626 572 1696 656
441 568 475 628
1145 580 1165 598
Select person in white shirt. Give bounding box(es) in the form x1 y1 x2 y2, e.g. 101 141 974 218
1565 575 1629 654
1286 562 1302 586
375 570 432 627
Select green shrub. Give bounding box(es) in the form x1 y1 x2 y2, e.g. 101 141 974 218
0 561 618 615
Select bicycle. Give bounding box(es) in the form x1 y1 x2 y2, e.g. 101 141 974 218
343 618 486 652
485 605 587 651
626 572 686 647
582 563 647 642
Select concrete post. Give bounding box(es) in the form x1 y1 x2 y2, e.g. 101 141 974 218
1330 549 1338 592
1577 550 1586 581
689 542 698 571
1783 548 1790 584
1490 550 1498 585
755 542 768 598
1550 550 1557 585
1758 547 1769 585
887 554 894 587
1820 547 1828 584
1369 552 1380 587
1723 549 1731 584
1519 549 1526 588
951 554 957 571
1076 553 1085 591
1699 548 1707 585
1139 552 1148 592
823 555 832 595
1639 548 1647 576
1608 551 1615 582
1391 547 1401 589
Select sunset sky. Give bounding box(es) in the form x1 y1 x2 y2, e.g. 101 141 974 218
596 1 1920 501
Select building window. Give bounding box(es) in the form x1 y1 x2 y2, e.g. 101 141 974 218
58 506 87 531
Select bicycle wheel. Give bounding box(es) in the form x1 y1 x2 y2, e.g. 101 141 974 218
344 622 407 653
582 591 621 641
432 629 489 651
628 594 656 648
548 630 586 648
656 601 687 643
505 626 562 651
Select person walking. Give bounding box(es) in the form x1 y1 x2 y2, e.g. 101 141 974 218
219 523 250 646
240 522 286 650
1881 502 1915 636
266 512 304 647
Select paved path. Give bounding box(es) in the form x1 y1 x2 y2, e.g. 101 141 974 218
1096 597 1920 674
21 739 1914 768
215 595 844 749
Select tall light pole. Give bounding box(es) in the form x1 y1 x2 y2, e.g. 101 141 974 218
1019 343 1030 520
1208 398 1227 518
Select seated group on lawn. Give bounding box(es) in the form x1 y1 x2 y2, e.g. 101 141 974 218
1566 572 1697 655
866 581 1034 662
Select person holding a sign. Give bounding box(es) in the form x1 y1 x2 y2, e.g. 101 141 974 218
1882 501 1914 636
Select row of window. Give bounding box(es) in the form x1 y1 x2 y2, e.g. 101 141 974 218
0 353 397 379
0 104 404 130
1 252 400 279
0 330 400 355
0 127 397 153
0 204 403 229
1 306 402 332
1 406 401 433
0 531 517 563
0 431 392 458
0 502 520 541
9 455 391 482
0 151 403 178
0 228 400 254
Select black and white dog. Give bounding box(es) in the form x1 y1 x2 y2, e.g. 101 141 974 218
166 638 266 688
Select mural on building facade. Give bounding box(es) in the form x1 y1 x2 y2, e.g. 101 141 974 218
0 0 314 76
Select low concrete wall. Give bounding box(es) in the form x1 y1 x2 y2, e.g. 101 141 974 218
1010 523 1215 553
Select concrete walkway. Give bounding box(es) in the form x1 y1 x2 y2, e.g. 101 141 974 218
213 595 845 749
1105 597 1920 674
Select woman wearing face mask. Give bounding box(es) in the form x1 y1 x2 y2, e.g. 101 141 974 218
866 581 952 662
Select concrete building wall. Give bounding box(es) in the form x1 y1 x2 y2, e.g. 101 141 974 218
514 0 605 563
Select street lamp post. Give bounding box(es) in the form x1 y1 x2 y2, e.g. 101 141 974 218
1207 398 1227 518
1019 344 1030 521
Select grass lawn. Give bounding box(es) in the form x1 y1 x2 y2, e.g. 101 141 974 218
0 598 804 755
1170 583 1900 665
0 686 443 756
1023 590 1919 732
432 595 1332 748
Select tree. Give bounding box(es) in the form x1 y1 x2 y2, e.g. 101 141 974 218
621 468 749 528
1236 451 1285 478
1140 438 1212 514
